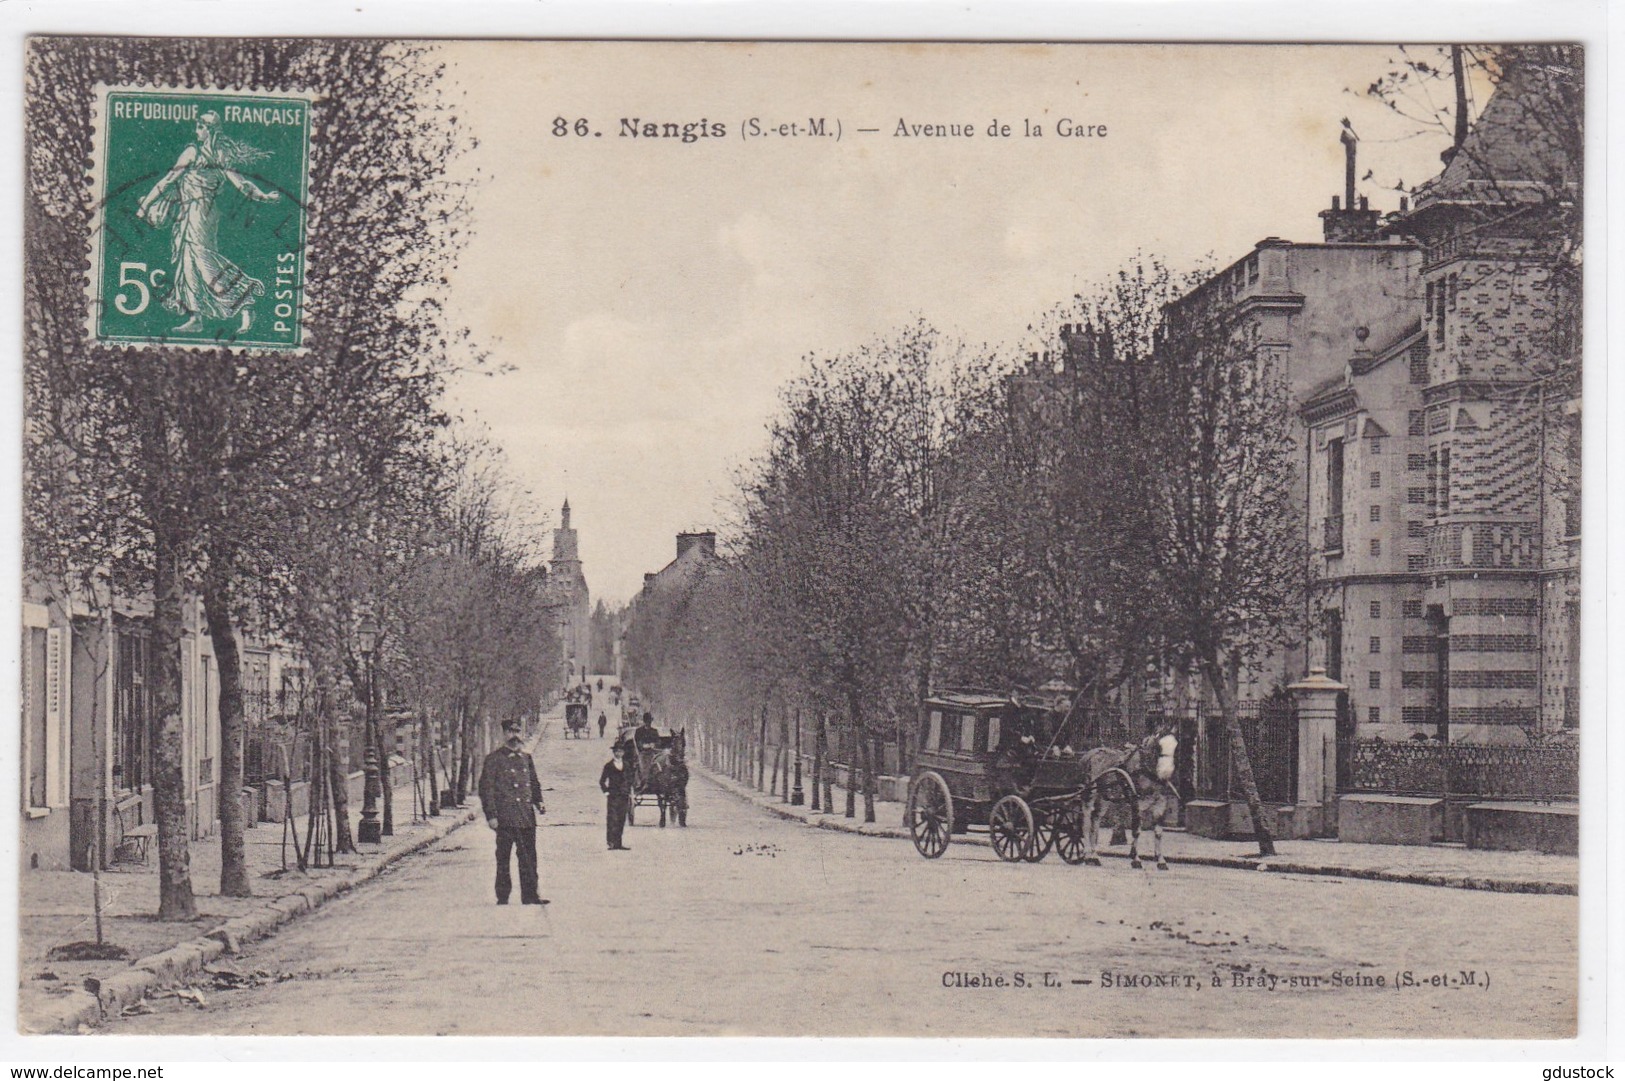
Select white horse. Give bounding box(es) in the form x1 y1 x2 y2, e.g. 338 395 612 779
1078 730 1180 870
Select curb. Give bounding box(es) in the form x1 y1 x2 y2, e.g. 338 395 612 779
696 765 1575 897
22 806 479 1035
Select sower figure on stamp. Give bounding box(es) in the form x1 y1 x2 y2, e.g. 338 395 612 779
477 718 548 904
600 742 633 851
136 110 281 335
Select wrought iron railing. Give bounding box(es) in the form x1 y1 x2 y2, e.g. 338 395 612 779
1191 701 1298 804
1338 738 1578 802
1323 514 1345 553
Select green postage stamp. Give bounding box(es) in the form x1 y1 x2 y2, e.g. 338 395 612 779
89 86 311 350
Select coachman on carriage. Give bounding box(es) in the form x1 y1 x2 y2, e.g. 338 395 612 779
904 689 1180 869
619 726 690 828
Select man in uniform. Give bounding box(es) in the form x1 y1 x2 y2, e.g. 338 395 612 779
599 741 633 851
477 718 547 905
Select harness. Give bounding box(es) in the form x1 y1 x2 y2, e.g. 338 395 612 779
1112 734 1181 802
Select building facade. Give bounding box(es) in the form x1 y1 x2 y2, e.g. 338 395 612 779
20 581 234 873
1075 62 1579 748
1302 62 1579 744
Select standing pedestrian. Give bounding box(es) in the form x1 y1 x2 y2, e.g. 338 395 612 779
477 718 548 905
600 741 633 851
598 711 608 739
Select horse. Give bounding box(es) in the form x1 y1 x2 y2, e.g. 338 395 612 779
1077 729 1180 870
636 729 689 828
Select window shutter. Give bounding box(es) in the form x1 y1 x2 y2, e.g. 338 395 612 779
45 628 65 807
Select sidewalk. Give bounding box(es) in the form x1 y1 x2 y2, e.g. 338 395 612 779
18 770 480 1034
696 762 1578 896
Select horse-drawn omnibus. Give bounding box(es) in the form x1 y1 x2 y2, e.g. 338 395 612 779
905 690 1179 868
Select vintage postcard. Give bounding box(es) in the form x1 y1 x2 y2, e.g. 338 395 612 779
15 33 1592 1048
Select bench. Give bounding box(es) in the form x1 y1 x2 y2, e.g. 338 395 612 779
113 803 156 865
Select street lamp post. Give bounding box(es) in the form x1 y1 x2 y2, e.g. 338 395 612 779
357 618 382 844
791 708 805 805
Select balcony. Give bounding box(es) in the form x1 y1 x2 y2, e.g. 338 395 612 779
1323 514 1345 554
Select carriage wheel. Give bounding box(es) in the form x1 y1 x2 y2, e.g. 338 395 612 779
1053 798 1091 865
1025 805 1055 862
989 795 1036 863
906 771 953 859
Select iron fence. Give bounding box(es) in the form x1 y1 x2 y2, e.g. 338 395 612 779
1070 702 1296 808
1338 738 1578 802
1189 700 1298 804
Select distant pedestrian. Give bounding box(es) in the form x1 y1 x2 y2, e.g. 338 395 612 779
477 719 548 905
600 742 633 851
598 712 608 738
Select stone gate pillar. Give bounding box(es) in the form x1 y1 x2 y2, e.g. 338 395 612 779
1288 666 1346 838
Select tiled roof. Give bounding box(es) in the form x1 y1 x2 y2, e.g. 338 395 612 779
1416 52 1579 210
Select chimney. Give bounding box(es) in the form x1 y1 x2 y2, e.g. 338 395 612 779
676 531 717 560
1342 126 1357 211
1319 125 1380 243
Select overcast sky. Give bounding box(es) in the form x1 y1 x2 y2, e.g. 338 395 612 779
439 42 1461 604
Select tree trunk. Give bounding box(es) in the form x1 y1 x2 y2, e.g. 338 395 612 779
847 689 875 823
912 665 932 780
448 697 461 805
315 665 356 854
151 526 198 920
423 711 440 815
757 702 769 791
201 576 251 897
778 704 791 802
303 710 325 868
375 676 391 832
858 732 877 824
819 713 834 811
810 712 823 812
1202 654 1276 857
457 710 474 804
453 698 472 805
327 738 355 854
843 726 856 819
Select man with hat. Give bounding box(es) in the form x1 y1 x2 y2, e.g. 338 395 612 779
599 740 633 851
634 710 660 751
477 718 547 904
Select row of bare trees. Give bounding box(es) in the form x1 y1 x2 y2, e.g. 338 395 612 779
23 39 557 917
624 45 1584 858
624 265 1306 854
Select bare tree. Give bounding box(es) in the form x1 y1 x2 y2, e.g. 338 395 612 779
24 38 477 916
1139 313 1307 857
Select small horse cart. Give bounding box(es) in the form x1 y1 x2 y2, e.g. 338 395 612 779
904 690 1178 867
626 729 690 827
564 700 590 739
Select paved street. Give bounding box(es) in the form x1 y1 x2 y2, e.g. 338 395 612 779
100 720 1577 1039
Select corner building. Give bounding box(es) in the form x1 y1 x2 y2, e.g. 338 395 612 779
1298 64 1579 743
